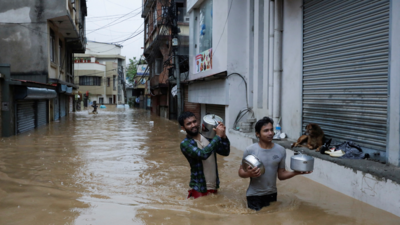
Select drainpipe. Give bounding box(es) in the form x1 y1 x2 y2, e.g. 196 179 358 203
272 0 283 122
268 0 275 116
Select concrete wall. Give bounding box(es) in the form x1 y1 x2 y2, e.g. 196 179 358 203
285 149 400 217
387 0 400 166
188 0 228 80
187 0 249 129
281 0 303 139
0 0 72 83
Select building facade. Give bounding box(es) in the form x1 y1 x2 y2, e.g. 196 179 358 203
126 64 150 108
186 0 400 216
74 41 126 107
0 0 87 136
142 0 190 120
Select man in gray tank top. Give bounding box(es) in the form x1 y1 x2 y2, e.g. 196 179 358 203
238 117 312 211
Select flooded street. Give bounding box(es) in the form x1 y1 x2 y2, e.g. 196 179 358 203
0 107 399 225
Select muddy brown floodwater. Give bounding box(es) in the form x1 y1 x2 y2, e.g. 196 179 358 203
0 106 399 225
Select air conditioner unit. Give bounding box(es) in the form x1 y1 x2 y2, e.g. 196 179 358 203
184 16 190 22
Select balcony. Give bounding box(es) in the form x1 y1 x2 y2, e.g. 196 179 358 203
142 0 156 18
150 75 159 88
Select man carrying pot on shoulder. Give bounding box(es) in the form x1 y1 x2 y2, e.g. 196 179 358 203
179 111 230 199
238 117 312 211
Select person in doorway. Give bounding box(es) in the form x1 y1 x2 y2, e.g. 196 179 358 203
238 117 312 211
91 101 99 113
179 111 230 199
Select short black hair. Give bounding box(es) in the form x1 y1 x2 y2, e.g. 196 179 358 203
178 111 196 126
255 117 274 133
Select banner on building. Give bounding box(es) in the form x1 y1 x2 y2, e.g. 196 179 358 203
137 64 149 76
194 48 212 74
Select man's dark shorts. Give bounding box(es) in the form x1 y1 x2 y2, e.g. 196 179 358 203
247 193 277 211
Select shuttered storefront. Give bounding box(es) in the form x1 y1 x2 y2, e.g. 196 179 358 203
60 95 66 118
16 100 49 134
37 100 47 127
54 96 60 121
16 101 35 134
206 104 225 122
302 0 389 151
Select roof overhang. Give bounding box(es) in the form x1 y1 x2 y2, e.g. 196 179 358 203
14 86 57 100
185 71 227 84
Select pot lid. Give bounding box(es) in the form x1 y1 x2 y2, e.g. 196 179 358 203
291 153 314 161
203 114 223 125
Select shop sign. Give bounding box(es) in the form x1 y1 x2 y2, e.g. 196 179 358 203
194 48 212 74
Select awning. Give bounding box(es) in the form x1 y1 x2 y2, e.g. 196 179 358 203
15 87 57 100
58 84 67 93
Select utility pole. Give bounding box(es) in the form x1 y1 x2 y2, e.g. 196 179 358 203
172 0 182 118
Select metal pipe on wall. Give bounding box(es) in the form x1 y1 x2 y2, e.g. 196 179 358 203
268 0 275 117
272 0 283 122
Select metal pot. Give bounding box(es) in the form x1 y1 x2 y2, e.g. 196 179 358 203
290 152 314 172
242 155 265 175
201 114 223 139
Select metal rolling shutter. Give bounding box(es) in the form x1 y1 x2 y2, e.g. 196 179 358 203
302 0 389 151
54 96 59 120
37 100 47 127
16 101 35 134
206 104 225 122
60 95 66 118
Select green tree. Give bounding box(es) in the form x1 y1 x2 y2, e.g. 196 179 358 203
126 57 140 84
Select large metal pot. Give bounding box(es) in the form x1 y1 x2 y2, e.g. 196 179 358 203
242 155 265 175
201 114 223 139
290 153 314 172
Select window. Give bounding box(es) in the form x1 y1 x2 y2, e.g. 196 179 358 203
155 58 162 75
162 6 168 18
50 29 55 62
145 20 149 39
79 76 102 86
59 40 63 67
153 6 157 28
113 75 116 90
109 97 112 104
199 0 213 53
107 77 110 87
99 97 104 104
176 3 186 22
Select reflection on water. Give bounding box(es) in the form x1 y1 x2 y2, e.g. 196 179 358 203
0 106 399 225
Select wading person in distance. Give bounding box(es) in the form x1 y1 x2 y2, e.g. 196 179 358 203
238 117 312 211
91 101 98 113
179 111 230 199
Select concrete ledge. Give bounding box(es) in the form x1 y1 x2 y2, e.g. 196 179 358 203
229 128 400 185
228 128 400 217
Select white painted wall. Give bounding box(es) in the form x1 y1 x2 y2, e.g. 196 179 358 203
85 41 122 55
285 149 400 217
281 0 303 139
74 63 106 71
188 0 228 80
188 79 228 105
387 0 400 166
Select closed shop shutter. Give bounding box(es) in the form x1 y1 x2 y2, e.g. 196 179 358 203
37 100 47 127
16 101 35 134
206 104 225 122
54 96 59 121
60 95 66 118
302 0 389 151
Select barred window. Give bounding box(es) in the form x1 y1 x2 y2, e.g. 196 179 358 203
79 76 102 86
